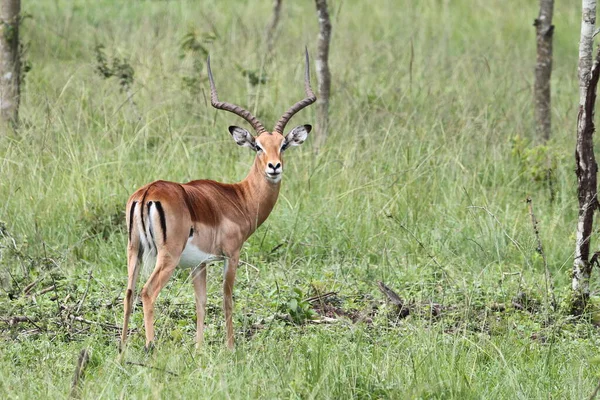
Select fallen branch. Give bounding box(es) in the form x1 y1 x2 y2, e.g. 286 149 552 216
306 291 337 304
377 281 410 318
38 284 56 296
1 315 44 331
2 315 30 326
22 278 41 295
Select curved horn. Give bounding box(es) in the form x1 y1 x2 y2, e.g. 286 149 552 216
207 56 267 134
273 48 317 134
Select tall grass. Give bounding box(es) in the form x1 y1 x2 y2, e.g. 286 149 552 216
1 0 598 398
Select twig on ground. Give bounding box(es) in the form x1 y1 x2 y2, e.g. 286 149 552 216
1 315 45 332
3 315 28 325
22 278 41 295
69 315 120 331
310 316 337 324
38 285 56 296
526 196 556 312
75 268 93 314
126 361 179 377
306 291 337 304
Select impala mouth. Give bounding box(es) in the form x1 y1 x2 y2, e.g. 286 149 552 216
266 172 282 181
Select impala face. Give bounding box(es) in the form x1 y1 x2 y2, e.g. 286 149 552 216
229 125 311 184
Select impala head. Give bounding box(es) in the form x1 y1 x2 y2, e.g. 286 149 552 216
207 49 316 184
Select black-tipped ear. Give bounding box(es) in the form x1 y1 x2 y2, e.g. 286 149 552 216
229 126 257 150
282 124 311 151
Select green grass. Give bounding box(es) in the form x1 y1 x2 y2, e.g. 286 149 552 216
1 0 599 398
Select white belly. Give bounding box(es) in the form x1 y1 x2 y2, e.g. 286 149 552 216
179 238 219 268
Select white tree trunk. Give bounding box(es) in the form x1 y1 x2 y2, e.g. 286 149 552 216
0 0 20 129
579 1 596 104
573 0 599 311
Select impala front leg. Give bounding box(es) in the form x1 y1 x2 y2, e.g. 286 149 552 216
192 263 207 348
223 254 239 350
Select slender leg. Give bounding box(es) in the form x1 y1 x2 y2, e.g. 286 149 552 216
120 244 140 354
140 252 179 349
223 254 239 350
192 264 207 348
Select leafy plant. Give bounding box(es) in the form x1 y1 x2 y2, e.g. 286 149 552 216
509 135 558 183
238 66 268 87
179 28 215 96
93 44 135 92
277 287 317 325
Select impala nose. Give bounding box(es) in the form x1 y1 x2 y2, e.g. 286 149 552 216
268 162 281 173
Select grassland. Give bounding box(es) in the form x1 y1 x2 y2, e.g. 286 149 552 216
1 0 600 398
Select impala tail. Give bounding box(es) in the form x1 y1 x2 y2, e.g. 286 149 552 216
127 191 168 278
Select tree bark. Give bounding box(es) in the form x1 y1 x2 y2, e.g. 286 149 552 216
0 0 20 130
265 0 282 55
573 0 599 313
534 0 554 141
314 0 331 150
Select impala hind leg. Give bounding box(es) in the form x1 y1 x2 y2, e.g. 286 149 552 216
120 244 141 354
192 264 207 348
140 252 179 349
223 255 239 350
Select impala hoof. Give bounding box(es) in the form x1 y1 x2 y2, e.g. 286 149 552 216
144 342 155 353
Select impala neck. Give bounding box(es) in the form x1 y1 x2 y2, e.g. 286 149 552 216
240 156 281 230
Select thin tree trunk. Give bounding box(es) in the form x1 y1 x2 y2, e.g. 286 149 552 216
314 0 331 150
0 0 20 130
265 0 282 55
534 0 554 141
573 0 599 313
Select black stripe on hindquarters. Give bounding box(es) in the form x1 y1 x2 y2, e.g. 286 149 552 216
154 201 167 242
128 201 137 241
147 201 154 239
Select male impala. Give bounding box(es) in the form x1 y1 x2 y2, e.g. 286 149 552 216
120 50 315 351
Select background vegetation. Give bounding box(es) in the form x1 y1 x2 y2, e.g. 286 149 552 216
1 0 599 398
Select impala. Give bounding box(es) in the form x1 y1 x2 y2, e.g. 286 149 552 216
120 50 316 351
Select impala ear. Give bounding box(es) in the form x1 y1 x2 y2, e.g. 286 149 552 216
282 124 311 151
229 126 257 150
